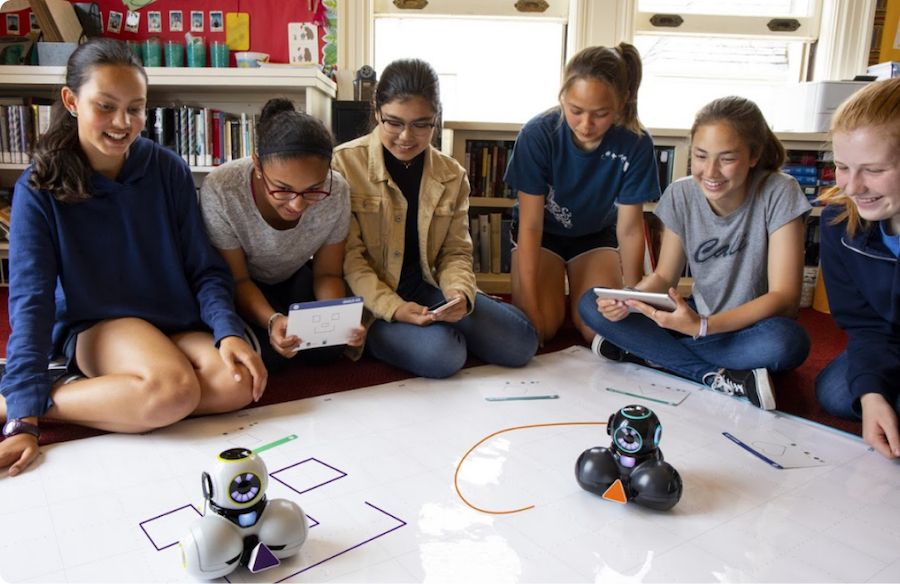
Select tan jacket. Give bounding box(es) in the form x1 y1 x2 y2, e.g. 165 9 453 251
333 130 476 326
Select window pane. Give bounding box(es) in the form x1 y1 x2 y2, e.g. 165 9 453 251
374 17 564 123
637 0 813 17
635 36 802 81
634 34 806 129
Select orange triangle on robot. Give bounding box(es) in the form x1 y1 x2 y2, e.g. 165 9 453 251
601 479 628 504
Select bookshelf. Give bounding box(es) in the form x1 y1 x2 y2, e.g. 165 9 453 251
443 122 831 294
0 64 337 285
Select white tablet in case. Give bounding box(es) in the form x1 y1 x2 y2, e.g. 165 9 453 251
287 296 364 351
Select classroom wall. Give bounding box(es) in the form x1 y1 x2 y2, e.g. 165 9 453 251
0 0 328 67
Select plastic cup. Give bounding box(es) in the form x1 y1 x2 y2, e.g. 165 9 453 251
164 41 183 67
186 37 206 67
210 41 229 68
141 38 161 67
126 40 142 65
3 45 22 64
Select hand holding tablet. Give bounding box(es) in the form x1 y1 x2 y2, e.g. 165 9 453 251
287 296 364 351
592 287 677 312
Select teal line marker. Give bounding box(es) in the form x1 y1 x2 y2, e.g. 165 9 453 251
253 434 298 454
606 386 671 405
485 394 559 402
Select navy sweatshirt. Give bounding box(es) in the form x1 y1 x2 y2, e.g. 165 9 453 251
1 137 244 421
820 204 900 410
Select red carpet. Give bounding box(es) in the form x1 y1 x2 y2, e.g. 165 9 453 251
0 288 858 445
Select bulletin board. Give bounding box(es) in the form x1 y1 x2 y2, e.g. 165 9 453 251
0 0 334 68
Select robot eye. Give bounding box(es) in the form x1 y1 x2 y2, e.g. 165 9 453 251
654 424 662 446
229 472 261 503
614 426 643 453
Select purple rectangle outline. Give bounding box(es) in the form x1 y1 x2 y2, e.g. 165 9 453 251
274 501 406 582
269 457 348 496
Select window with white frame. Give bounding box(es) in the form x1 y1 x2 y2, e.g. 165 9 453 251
373 2 567 123
633 0 822 129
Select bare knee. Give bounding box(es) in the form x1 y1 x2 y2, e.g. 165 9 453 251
135 367 202 429
196 363 255 415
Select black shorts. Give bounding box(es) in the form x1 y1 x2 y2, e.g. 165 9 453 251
510 222 618 262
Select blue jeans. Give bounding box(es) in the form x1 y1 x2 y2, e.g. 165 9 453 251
577 289 810 383
366 283 539 379
816 352 900 419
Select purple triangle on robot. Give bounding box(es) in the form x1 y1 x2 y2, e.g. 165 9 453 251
249 542 280 573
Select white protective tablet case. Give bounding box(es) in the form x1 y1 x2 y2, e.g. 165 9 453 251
287 296 364 350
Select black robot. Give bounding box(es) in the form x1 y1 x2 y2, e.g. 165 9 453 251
575 404 682 511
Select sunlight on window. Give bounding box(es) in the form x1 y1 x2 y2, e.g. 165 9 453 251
374 17 565 123
637 0 814 17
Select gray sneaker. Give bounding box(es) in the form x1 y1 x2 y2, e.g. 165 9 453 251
702 367 775 410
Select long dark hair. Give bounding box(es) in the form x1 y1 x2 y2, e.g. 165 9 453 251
691 96 785 175
372 58 441 140
559 43 644 134
255 97 333 165
29 38 145 203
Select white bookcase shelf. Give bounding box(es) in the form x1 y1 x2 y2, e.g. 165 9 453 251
0 65 336 123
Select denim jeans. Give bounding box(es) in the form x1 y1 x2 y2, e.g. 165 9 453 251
577 289 810 383
816 351 900 419
366 282 539 378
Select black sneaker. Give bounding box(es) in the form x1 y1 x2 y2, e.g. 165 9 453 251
590 335 649 367
702 367 775 410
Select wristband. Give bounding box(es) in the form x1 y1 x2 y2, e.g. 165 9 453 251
267 312 285 337
694 316 708 340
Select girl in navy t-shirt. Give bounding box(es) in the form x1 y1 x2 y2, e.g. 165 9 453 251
505 44 661 344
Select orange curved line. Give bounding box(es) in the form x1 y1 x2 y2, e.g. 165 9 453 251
454 421 607 515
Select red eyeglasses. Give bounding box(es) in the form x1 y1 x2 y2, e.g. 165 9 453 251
259 167 333 202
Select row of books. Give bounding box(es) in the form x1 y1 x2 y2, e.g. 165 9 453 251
783 149 836 205
0 102 52 165
465 140 515 198
145 107 258 168
470 213 513 275
0 100 260 168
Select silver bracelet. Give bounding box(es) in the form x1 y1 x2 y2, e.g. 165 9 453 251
694 316 708 340
267 312 285 336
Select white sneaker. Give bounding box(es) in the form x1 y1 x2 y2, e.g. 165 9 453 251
590 334 604 358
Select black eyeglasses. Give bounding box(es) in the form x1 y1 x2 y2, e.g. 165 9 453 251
260 167 333 202
378 112 436 136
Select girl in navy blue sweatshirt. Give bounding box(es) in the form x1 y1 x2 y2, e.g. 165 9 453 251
817 77 900 460
0 39 266 477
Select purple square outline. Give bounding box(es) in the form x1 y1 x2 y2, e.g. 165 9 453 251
269 457 347 496
139 503 202 551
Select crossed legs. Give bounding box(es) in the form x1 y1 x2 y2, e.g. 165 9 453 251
0 318 254 433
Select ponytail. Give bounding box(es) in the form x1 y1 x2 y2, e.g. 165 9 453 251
559 43 644 135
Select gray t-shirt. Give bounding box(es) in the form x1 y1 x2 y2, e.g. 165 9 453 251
655 171 810 315
200 157 351 285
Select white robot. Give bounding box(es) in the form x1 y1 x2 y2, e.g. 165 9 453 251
179 447 308 579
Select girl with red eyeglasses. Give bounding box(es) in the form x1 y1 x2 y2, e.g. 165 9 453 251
200 98 364 371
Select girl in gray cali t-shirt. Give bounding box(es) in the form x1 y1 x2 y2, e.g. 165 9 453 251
578 96 811 412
